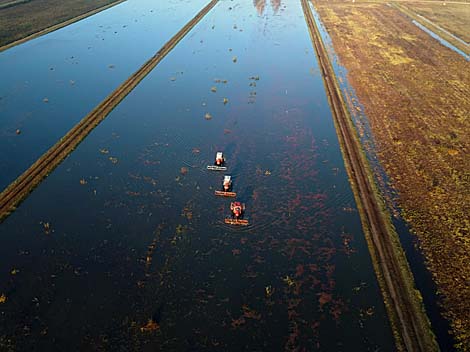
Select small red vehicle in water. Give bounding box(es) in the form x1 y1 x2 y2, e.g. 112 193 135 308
215 175 236 197
215 152 224 166
225 201 249 225
207 152 227 171
231 201 244 218
223 175 231 191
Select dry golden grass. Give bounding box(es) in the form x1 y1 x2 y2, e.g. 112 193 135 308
391 2 469 55
314 1 470 350
405 2 470 42
0 0 121 47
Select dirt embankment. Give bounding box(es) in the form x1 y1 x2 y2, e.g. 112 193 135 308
0 0 219 222
312 1 469 350
301 1 438 351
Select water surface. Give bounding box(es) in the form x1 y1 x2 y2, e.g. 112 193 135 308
0 0 209 189
0 0 395 350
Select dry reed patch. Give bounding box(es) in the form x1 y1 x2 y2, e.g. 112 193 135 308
405 2 470 43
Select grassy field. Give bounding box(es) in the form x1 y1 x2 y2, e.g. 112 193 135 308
0 0 123 48
404 2 470 42
313 1 470 350
392 1 469 55
0 0 32 10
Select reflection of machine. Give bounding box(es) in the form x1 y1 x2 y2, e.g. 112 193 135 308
207 152 227 171
215 175 236 197
225 201 249 225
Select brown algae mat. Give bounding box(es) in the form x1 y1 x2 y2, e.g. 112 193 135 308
0 0 219 222
313 0 469 350
301 1 438 351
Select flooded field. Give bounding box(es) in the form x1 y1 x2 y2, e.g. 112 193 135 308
0 0 208 190
0 0 396 350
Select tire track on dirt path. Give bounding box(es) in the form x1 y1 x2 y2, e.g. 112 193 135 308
0 0 219 222
301 0 438 351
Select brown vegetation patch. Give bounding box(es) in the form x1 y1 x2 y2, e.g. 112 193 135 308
404 2 470 43
0 0 31 10
391 2 469 55
0 0 123 48
314 1 469 349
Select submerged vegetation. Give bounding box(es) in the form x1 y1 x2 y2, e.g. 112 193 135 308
313 0 469 349
0 0 466 349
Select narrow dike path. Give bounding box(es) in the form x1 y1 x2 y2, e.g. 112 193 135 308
300 0 438 351
0 0 219 222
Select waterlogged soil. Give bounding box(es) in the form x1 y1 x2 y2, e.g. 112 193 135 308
314 1 470 349
0 0 395 350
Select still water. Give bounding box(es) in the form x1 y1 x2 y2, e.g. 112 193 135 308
0 0 209 190
0 0 395 350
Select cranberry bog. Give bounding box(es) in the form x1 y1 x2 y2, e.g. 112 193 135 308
313 0 469 349
0 0 397 350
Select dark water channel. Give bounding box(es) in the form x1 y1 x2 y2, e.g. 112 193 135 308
0 0 396 350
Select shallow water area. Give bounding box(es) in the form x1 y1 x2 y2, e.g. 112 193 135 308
0 0 395 350
0 0 209 190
